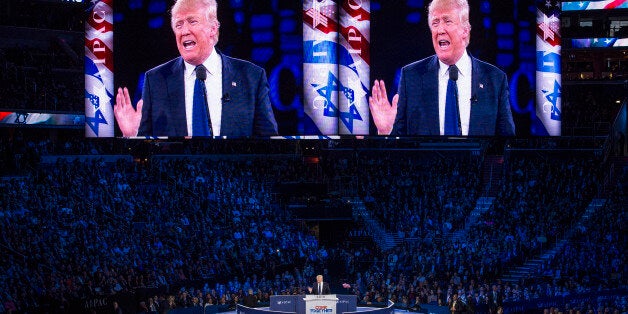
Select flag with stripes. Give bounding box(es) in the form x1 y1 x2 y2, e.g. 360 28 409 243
562 0 628 11
536 0 561 136
338 0 370 135
571 38 628 48
303 0 370 135
303 0 340 135
85 0 114 137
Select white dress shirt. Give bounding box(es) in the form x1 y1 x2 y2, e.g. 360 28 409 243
184 47 223 136
438 50 472 136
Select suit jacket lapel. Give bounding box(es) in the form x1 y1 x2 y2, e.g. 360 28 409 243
469 57 481 136
425 56 440 135
220 53 235 136
167 58 187 136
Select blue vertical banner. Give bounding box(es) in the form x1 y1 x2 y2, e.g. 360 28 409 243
338 0 370 135
535 0 561 136
85 0 115 137
304 0 340 135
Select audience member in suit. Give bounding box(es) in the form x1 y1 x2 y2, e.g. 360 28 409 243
114 0 277 138
449 293 464 314
369 0 515 137
243 289 258 308
488 285 503 314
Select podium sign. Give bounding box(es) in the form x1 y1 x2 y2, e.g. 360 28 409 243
270 295 298 313
336 295 357 314
303 295 339 314
270 295 356 314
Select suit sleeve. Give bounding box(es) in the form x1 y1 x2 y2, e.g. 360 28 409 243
391 68 407 136
253 68 278 137
496 72 515 136
138 72 152 136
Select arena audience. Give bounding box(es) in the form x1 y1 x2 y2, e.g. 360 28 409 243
0 137 625 313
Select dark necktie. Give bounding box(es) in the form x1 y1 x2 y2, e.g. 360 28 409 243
444 64 461 136
192 64 212 136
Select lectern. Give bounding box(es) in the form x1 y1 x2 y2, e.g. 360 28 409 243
303 294 339 314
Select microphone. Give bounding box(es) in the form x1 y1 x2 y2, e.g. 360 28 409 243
449 66 458 82
471 95 478 103
195 65 207 81
222 93 231 103
195 65 212 136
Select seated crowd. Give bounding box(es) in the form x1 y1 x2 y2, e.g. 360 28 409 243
0 138 625 314
0 38 83 112
561 86 625 135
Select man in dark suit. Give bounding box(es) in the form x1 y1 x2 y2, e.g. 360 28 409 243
308 275 331 295
114 0 277 138
449 293 464 314
487 285 503 314
369 0 515 137
242 289 258 308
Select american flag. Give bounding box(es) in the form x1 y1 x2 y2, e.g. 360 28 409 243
562 0 628 11
85 0 114 137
